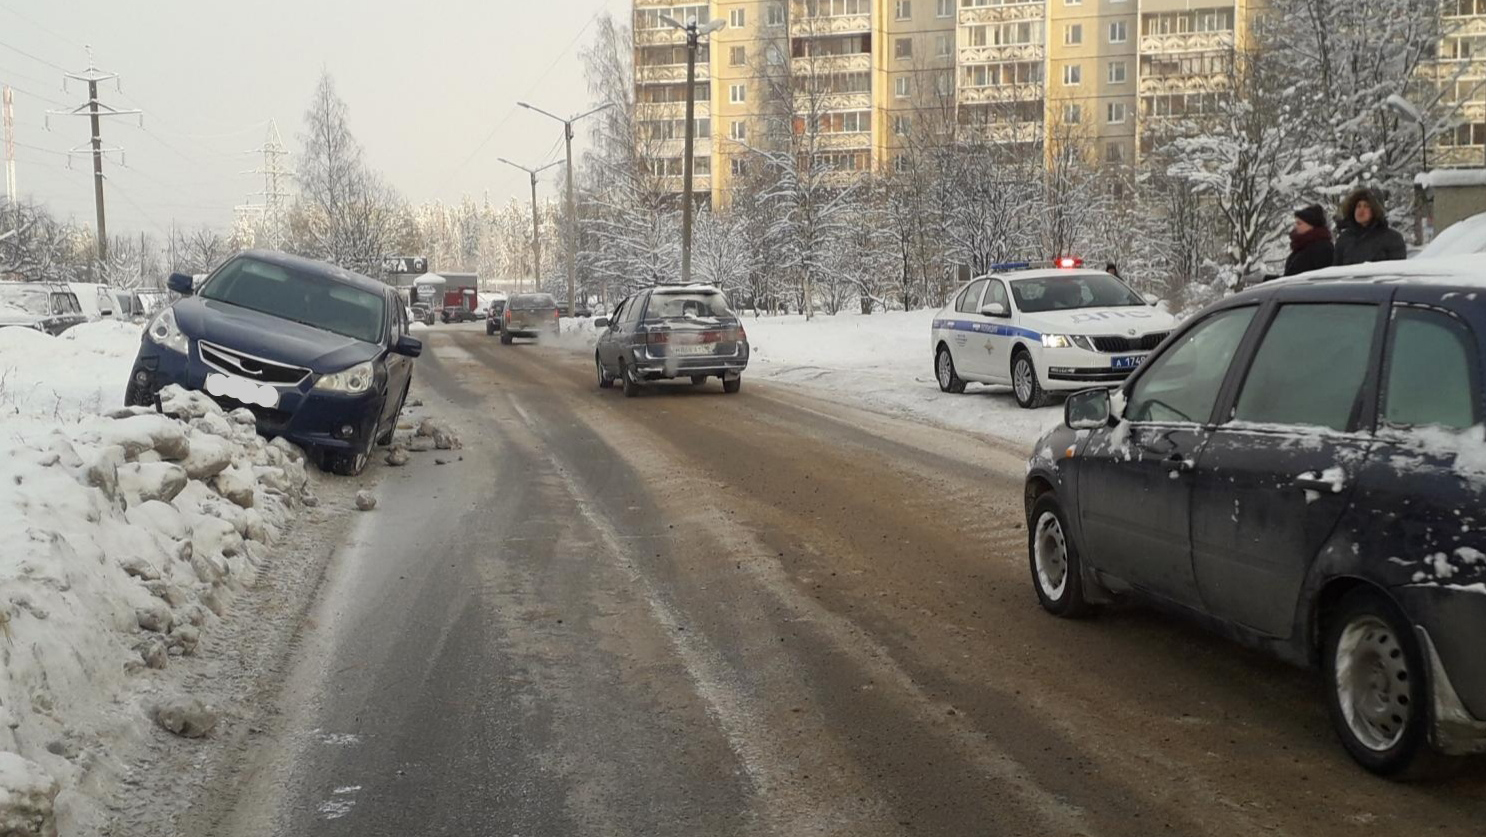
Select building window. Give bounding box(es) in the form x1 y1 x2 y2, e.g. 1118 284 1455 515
1108 60 1127 84
936 0 952 17
896 0 912 20
1106 142 1125 163
766 2 785 26
731 157 747 176
729 46 746 65
894 154 910 173
895 76 911 98
730 84 746 103
1065 0 1081 4
730 120 747 140
895 37 913 59
894 115 911 136
1065 24 1082 45
1108 21 1128 43
1107 102 1126 124
936 33 952 57
935 72 952 96
766 44 785 65
1063 64 1082 85
1064 104 1081 124
729 8 745 27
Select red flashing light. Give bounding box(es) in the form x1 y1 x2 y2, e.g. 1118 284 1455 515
1055 256 1083 269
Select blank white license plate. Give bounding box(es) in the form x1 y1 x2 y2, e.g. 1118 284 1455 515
205 372 279 409
669 344 714 356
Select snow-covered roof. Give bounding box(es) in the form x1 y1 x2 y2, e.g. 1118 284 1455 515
653 283 722 294
412 272 446 286
1419 212 1486 259
1416 169 1486 189
1282 254 1486 286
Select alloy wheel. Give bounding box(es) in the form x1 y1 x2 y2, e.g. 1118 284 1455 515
1014 358 1034 403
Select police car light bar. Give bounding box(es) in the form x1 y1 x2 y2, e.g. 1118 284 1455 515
989 261 1032 271
1055 256 1084 269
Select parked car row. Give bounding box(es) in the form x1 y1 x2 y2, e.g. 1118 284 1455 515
1018 255 1486 777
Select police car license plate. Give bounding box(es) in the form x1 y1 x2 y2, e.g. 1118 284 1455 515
669 344 714 356
205 372 279 409
1112 355 1147 370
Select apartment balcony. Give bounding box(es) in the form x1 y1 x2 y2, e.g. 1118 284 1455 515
636 62 711 84
1442 13 1486 36
813 132 872 152
791 52 872 75
1139 31 1236 55
790 14 871 37
793 91 872 112
957 121 1043 145
637 100 712 120
647 137 715 158
656 174 713 193
958 82 1044 105
1137 73 1230 97
635 27 689 47
957 2 1045 27
958 43 1045 66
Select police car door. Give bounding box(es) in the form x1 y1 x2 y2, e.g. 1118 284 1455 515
952 279 990 377
979 278 1014 384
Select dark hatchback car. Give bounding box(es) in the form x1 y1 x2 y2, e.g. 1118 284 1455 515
500 293 559 344
124 251 422 476
1025 266 1486 776
441 305 477 324
594 285 748 396
0 282 87 335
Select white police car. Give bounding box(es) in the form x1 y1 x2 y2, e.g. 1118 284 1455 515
931 261 1179 408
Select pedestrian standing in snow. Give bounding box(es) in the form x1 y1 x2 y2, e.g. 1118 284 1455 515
1105 262 1121 278
1333 188 1407 266
1283 205 1335 276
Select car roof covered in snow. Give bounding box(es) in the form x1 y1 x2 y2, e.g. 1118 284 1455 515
651 283 723 294
1269 255 1486 288
235 249 387 295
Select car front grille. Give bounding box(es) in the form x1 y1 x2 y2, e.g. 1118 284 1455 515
1091 332 1169 353
199 341 310 386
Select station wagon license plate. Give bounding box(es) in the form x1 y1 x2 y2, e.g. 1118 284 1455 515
205 372 280 409
669 344 714 356
1112 355 1147 370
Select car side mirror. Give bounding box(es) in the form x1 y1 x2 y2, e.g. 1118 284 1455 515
1143 293 1159 306
167 272 195 295
594 317 610 329
394 335 423 358
1065 388 1112 430
979 302 1009 317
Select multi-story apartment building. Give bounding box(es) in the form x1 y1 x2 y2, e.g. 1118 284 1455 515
631 0 1271 204
1428 0 1486 169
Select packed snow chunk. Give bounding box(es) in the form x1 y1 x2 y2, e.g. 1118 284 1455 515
91 413 190 461
385 446 410 467
212 465 256 509
1456 547 1485 566
153 696 219 739
0 751 59 837
116 462 189 508
180 433 235 481
123 499 188 542
355 491 377 511
1428 553 1458 580
158 384 225 421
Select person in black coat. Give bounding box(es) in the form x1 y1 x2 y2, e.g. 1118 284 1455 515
1333 188 1407 266
1284 204 1335 276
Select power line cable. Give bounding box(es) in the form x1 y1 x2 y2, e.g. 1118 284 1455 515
0 4 82 54
0 39 67 73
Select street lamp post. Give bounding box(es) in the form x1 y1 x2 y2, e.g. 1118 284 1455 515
518 101 614 316
1386 94 1431 245
660 15 726 284
498 157 562 293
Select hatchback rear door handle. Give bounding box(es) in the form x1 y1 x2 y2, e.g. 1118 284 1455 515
1295 473 1345 493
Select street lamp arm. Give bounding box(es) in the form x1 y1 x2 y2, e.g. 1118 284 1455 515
571 102 616 124
518 101 568 125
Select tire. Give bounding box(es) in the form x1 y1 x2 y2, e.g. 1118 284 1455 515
622 361 641 398
376 385 408 446
500 332 513 345
597 353 615 389
486 322 495 336
1028 494 1090 618
323 443 369 477
1012 350 1050 409
723 376 742 394
691 375 707 386
1322 588 1440 778
124 379 152 408
936 346 966 394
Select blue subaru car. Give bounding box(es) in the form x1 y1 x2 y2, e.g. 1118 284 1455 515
125 250 422 476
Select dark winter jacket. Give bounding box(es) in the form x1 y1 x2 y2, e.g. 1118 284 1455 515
1333 189 1407 266
1284 226 1335 276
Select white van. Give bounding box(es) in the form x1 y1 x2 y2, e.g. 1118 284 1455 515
68 283 120 322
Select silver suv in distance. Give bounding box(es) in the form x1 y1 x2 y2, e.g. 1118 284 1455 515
594 285 749 397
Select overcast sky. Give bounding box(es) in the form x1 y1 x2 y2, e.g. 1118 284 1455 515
1 0 629 240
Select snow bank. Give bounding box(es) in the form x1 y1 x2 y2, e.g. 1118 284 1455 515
0 324 315 835
742 311 1063 447
1418 212 1486 259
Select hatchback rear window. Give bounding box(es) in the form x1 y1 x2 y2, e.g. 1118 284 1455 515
646 292 732 320
510 294 556 310
1233 304 1378 432
1382 307 1479 430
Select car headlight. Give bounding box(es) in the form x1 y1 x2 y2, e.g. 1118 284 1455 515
313 360 375 394
146 308 189 353
1070 335 1097 351
1041 334 1072 349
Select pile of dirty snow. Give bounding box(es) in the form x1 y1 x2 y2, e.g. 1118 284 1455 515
0 334 315 835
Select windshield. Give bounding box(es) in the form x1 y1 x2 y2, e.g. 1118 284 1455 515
0 284 50 316
510 294 556 311
200 257 386 344
645 291 732 320
1011 274 1145 313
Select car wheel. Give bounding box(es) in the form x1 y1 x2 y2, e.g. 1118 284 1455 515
723 376 742 394
486 322 495 335
324 444 369 477
500 331 513 345
1028 494 1090 618
597 353 615 389
1323 588 1439 777
376 385 408 447
691 375 707 386
1012 351 1050 409
936 346 966 394
124 378 152 408
622 361 641 398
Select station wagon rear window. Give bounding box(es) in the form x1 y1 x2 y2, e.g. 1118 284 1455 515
646 291 732 320
200 257 386 344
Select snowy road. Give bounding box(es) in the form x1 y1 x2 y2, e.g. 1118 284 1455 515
188 325 1485 837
